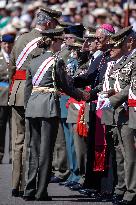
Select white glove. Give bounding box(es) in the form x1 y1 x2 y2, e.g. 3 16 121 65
96 93 108 110
100 98 113 110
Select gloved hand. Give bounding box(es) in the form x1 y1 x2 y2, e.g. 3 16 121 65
96 92 108 110
100 98 113 110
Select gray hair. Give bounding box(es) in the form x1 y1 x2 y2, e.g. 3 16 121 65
36 11 52 25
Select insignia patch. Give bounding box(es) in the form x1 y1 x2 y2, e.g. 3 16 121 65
121 61 133 75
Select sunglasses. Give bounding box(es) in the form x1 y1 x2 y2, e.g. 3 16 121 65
95 36 106 42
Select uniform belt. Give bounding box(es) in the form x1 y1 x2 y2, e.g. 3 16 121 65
13 70 26 80
32 86 56 93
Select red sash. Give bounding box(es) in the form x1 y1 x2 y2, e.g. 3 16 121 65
128 88 136 107
128 99 136 107
66 98 88 137
10 70 26 92
76 102 88 137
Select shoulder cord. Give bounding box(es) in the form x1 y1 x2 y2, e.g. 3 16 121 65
52 51 60 91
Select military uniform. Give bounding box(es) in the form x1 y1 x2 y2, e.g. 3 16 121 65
66 100 87 180
66 68 90 181
0 51 11 163
101 27 136 204
9 8 62 194
9 28 44 193
58 44 89 184
109 52 136 203
52 47 71 181
24 32 87 199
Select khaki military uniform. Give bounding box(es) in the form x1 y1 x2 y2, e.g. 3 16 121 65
108 50 136 202
66 102 87 179
0 51 11 163
24 50 85 199
9 28 44 191
52 47 71 180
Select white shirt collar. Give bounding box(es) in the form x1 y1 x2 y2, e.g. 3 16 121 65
93 50 103 59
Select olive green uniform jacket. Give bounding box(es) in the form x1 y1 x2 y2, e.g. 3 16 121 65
8 28 44 107
0 51 10 106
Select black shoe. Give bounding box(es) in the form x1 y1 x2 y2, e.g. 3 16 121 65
98 192 112 202
59 181 78 187
78 188 98 196
69 183 83 191
112 194 123 204
117 199 136 205
50 176 63 183
35 196 52 201
23 196 35 201
19 191 24 198
65 181 78 187
59 181 70 186
12 189 19 197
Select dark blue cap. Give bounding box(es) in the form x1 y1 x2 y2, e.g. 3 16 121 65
65 24 85 38
1 34 15 43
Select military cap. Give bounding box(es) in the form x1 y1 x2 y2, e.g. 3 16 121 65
39 7 62 19
0 34 15 43
68 42 82 48
84 26 96 38
84 31 95 38
64 24 85 38
69 37 84 48
110 26 133 47
58 21 73 28
41 28 64 39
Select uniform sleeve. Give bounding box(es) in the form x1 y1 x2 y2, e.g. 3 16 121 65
55 59 90 101
9 46 16 83
109 62 136 108
109 85 129 108
73 57 101 88
24 68 33 108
